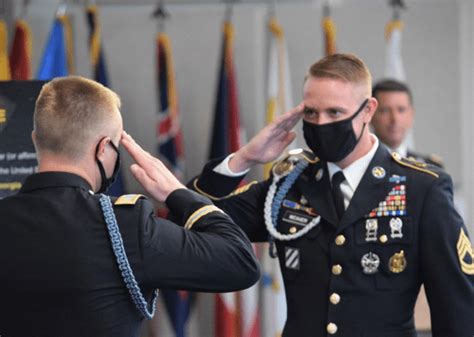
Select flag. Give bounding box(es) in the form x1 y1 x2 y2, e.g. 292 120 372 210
322 12 336 56
10 19 32 80
156 32 190 337
0 20 11 80
209 21 241 160
37 14 75 80
86 5 125 197
261 16 290 337
384 18 405 80
210 20 242 337
263 17 294 178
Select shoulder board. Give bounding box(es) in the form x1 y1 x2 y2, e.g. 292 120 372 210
273 148 319 177
391 152 439 178
115 194 146 206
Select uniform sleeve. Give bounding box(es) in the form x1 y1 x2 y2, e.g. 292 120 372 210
190 157 270 242
138 188 260 292
419 173 474 337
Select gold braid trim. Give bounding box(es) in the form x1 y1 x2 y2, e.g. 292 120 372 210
391 152 439 178
184 205 224 230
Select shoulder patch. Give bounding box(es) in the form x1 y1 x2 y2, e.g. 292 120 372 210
391 152 439 178
273 148 319 177
115 194 145 206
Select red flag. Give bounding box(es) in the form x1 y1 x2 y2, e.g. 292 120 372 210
10 20 32 80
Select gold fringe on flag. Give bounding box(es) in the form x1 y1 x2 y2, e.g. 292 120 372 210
0 20 11 80
385 19 403 40
322 16 336 56
57 15 75 75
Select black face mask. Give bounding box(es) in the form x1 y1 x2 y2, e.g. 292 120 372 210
96 138 121 194
303 98 369 162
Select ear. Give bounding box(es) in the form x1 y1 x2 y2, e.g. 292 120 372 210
364 97 378 123
31 130 36 146
96 137 110 161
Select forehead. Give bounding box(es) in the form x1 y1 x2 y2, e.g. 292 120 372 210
303 77 362 109
376 91 411 105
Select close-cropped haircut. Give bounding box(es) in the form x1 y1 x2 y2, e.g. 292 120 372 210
372 79 413 104
306 53 372 96
34 76 121 160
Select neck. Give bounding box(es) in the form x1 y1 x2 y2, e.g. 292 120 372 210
336 132 375 169
38 154 97 191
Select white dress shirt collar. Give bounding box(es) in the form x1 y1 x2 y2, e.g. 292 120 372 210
327 134 379 192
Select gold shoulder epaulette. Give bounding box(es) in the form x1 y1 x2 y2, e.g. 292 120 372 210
391 152 439 178
115 194 145 206
273 148 319 177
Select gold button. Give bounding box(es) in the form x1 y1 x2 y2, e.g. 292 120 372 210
289 226 297 234
327 322 338 334
335 235 346 246
332 264 342 275
379 234 388 243
329 293 341 305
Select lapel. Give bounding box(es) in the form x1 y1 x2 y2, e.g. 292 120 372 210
296 162 339 227
338 144 394 232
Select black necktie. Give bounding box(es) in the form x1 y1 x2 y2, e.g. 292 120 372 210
331 171 346 220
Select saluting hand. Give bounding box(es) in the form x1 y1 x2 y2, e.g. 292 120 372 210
121 131 185 202
229 102 304 172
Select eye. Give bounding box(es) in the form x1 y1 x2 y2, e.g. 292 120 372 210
303 108 316 117
327 109 343 117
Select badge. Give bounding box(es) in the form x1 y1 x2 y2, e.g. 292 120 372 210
273 160 294 177
285 247 300 270
372 166 386 179
315 168 324 182
361 252 380 274
282 210 312 226
389 174 406 183
390 217 403 239
365 219 378 242
389 250 407 273
300 195 308 205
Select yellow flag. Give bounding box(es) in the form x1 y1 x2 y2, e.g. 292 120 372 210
0 20 11 80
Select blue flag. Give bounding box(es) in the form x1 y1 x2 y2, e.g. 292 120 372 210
37 18 68 80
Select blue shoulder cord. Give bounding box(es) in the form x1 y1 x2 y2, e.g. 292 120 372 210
268 160 309 258
99 194 158 319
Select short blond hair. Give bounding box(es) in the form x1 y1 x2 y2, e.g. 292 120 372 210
307 53 372 96
34 76 121 160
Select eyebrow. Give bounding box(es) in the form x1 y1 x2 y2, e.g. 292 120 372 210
303 105 349 113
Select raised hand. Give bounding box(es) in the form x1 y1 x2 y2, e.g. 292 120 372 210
229 102 304 172
120 131 185 202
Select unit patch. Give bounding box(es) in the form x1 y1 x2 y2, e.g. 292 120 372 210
285 247 300 270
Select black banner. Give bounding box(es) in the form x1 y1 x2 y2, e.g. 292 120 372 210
0 81 45 199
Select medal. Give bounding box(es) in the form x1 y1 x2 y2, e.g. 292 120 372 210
389 250 407 273
390 217 403 239
365 218 378 242
361 252 380 274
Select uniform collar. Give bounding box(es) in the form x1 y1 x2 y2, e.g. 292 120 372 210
20 172 93 193
327 134 379 191
383 141 408 158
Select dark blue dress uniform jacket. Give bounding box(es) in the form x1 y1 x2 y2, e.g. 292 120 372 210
193 144 474 337
0 172 260 337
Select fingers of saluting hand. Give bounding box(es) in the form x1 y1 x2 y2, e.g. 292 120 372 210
274 102 304 132
121 131 162 182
